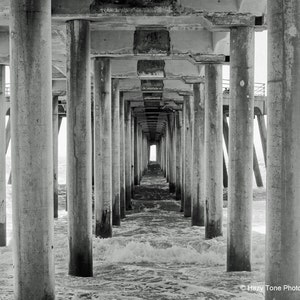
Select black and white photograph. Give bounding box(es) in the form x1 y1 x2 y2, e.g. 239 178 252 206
0 1 297 299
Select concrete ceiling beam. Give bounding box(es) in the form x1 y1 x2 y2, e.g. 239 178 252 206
50 0 266 18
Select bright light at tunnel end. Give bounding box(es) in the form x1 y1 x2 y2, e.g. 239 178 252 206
150 145 157 162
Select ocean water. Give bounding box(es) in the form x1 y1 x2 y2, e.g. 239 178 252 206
1 160 266 300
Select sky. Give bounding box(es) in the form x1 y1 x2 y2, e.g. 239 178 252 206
223 30 268 85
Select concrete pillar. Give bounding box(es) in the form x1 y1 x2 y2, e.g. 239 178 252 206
111 79 120 226
266 1 300 299
5 116 10 186
144 135 148 172
0 66 5 246
184 95 194 217
166 126 169 182
142 134 146 173
222 116 229 184
223 114 229 152
131 113 135 196
181 102 186 212
139 126 143 181
253 145 263 187
134 117 139 185
53 96 59 219
223 153 228 188
157 141 161 166
168 113 176 193
191 83 205 226
125 102 132 210
227 26 254 272
162 136 166 175
119 92 126 219
5 115 10 154
67 20 92 276
10 0 55 296
175 111 182 200
91 105 94 187
205 64 223 237
94 57 112 238
164 135 167 177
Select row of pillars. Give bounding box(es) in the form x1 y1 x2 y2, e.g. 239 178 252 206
157 27 256 272
3 3 152 297
68 23 151 276
2 0 300 299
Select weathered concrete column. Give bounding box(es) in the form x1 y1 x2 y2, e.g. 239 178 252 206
134 117 139 185
223 154 228 188
144 135 148 173
161 136 166 175
205 64 223 237
227 26 254 272
191 83 205 226
166 121 170 182
168 113 176 193
10 0 55 297
125 102 132 210
0 66 5 246
5 115 10 155
53 95 59 219
91 105 94 187
181 102 186 212
131 113 135 196
175 111 182 200
157 141 161 166
266 1 300 299
139 126 143 181
94 57 112 238
67 20 92 276
111 79 121 226
164 135 167 177
184 95 194 217
253 145 263 187
119 92 126 219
